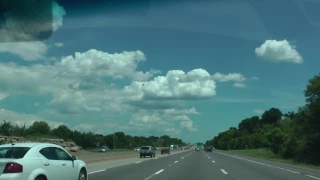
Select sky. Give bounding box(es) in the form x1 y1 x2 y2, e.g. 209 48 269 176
0 0 319 143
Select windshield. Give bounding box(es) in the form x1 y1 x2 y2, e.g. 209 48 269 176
0 147 30 159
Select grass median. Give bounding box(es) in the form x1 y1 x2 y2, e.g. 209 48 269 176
221 148 320 170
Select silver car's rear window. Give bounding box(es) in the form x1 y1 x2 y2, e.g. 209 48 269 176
0 147 31 159
141 147 150 150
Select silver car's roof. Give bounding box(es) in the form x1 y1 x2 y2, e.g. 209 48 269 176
0 142 59 148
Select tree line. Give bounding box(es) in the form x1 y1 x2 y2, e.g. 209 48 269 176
206 73 320 165
0 120 186 149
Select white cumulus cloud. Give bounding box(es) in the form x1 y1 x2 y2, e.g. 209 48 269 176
233 82 245 88
212 72 246 82
163 107 201 115
255 39 303 64
123 68 216 103
54 42 64 47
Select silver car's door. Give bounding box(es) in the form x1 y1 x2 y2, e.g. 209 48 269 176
38 147 62 180
52 147 78 180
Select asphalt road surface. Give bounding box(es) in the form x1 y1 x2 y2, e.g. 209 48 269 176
88 150 320 180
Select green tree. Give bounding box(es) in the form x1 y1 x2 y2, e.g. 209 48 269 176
265 127 288 154
27 121 51 135
261 108 283 125
52 125 72 140
0 120 13 136
238 116 260 134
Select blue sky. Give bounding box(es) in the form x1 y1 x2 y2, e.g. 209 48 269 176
0 0 319 143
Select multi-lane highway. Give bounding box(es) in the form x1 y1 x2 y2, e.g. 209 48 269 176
88 149 320 180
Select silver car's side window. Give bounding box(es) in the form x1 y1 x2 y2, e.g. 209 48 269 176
39 147 56 160
53 147 72 161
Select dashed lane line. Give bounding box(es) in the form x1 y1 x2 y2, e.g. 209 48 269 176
144 169 165 180
220 169 228 175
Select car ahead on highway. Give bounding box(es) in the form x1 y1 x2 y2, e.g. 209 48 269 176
139 146 155 158
204 145 213 152
161 148 170 154
0 142 88 180
195 147 200 151
99 146 110 152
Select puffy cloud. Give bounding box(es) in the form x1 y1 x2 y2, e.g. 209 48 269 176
233 82 245 88
255 39 303 64
253 109 264 114
212 72 246 82
128 110 198 132
0 41 48 61
54 42 64 47
56 49 158 81
0 108 63 128
123 68 216 103
172 115 198 131
163 107 201 115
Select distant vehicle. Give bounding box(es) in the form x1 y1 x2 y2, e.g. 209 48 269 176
134 147 140 151
170 144 178 149
204 145 213 152
161 148 170 154
99 146 110 152
0 142 88 180
195 147 200 151
140 146 156 158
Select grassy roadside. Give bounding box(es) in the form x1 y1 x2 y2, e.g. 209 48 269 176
221 148 320 170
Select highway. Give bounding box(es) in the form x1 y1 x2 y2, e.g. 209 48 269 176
88 149 320 180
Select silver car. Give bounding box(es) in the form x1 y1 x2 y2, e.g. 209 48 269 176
99 146 110 152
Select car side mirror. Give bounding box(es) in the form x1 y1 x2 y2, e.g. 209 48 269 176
72 155 77 161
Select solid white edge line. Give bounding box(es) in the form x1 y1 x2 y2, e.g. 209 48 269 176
88 169 107 174
284 169 300 174
155 169 164 175
135 161 142 164
220 169 228 174
216 152 320 178
306 175 320 180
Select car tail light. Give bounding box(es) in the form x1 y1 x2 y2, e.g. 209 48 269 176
3 163 23 173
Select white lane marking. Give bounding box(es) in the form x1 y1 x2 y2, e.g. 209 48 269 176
306 175 320 180
88 169 107 174
208 157 210 159
212 161 215 163
144 169 165 180
284 169 300 174
182 157 184 159
155 169 164 175
216 152 314 176
169 164 173 167
135 161 142 164
220 169 228 174
174 161 178 163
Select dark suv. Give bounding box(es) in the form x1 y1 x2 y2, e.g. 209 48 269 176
140 146 156 158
